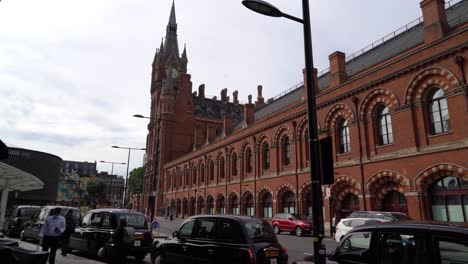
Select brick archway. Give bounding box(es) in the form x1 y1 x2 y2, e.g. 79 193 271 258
331 176 361 201
415 163 468 191
323 103 355 131
404 67 460 104
273 125 294 146
359 88 400 119
366 170 410 211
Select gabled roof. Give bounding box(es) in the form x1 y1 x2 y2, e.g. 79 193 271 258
192 95 244 123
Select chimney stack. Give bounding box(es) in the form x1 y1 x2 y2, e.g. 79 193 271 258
198 84 205 105
420 0 448 43
243 95 254 127
221 88 228 102
223 115 233 136
233 90 239 105
255 85 265 108
329 51 347 87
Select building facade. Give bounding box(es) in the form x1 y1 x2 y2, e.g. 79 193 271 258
143 0 468 222
96 172 125 207
61 160 97 176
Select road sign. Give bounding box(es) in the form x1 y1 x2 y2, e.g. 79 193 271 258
152 220 159 229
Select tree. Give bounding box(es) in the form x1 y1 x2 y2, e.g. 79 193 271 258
128 167 144 195
86 179 106 203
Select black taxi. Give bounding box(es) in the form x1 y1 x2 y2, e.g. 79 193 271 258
69 209 152 262
151 214 288 264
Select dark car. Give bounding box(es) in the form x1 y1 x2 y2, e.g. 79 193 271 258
151 214 288 264
271 213 312 236
2 205 40 237
20 206 81 242
68 208 152 262
293 221 468 264
348 211 412 221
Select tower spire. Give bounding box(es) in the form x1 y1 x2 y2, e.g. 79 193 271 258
163 0 180 64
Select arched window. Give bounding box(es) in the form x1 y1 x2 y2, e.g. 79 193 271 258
192 168 197 186
342 193 360 213
200 165 205 183
231 195 239 215
219 157 225 179
428 88 450 134
245 194 254 216
218 196 225 214
232 153 238 176
262 143 270 170
207 196 214 214
377 105 393 145
338 119 351 153
262 193 273 218
209 160 214 180
282 191 295 213
282 136 291 166
431 176 468 222
246 148 253 173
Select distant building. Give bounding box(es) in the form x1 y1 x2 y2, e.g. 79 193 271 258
96 172 125 207
5 147 62 206
61 160 97 176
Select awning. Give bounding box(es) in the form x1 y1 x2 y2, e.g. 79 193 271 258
0 162 44 228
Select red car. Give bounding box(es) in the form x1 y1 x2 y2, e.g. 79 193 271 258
271 213 312 237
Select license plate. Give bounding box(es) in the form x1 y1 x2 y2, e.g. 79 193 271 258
134 240 141 247
134 234 144 240
270 259 277 264
265 251 279 257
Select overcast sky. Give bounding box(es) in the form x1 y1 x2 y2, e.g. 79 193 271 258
0 0 422 177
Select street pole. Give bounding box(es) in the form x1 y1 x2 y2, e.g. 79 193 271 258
124 148 131 207
110 163 114 203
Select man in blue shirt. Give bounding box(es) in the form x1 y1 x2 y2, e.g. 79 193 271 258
39 207 65 264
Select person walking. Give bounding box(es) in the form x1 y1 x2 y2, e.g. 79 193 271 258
39 207 65 264
61 209 76 256
112 218 128 264
331 213 337 240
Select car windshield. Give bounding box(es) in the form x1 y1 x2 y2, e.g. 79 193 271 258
59 209 81 220
244 220 276 242
291 213 308 220
392 214 412 221
119 214 147 229
18 208 38 218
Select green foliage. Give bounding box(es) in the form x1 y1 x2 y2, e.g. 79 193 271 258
86 179 106 201
128 167 144 194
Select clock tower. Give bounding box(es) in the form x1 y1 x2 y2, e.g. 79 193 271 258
144 1 195 217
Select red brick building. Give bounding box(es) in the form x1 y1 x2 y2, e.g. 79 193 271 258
143 0 468 223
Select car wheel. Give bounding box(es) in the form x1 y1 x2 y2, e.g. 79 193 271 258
134 253 146 262
295 226 303 237
273 225 280 234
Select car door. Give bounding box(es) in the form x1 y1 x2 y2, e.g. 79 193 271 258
189 218 218 264
82 212 104 254
329 231 374 264
210 219 247 264
431 234 468 264
163 219 196 264
31 208 49 240
70 213 92 252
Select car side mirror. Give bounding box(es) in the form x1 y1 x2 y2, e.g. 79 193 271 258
172 231 179 238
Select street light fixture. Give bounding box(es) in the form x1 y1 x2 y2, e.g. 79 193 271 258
242 1 326 263
99 160 126 205
111 145 146 208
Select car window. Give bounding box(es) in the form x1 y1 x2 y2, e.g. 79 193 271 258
341 220 353 227
391 214 412 221
101 214 112 228
179 220 195 238
383 215 394 221
18 208 38 218
378 232 428 264
193 219 217 240
244 220 275 243
81 213 92 227
38 209 49 221
341 233 372 252
291 213 308 220
90 213 103 226
350 219 365 227
218 220 242 243
435 237 468 264
119 214 147 229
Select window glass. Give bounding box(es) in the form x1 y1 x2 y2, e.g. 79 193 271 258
101 214 111 228
341 220 353 227
38 209 49 221
90 213 102 226
340 233 372 252
379 232 427 264
432 195 448 221
244 220 275 242
350 219 365 227
437 238 468 264
81 213 92 226
119 214 147 229
219 221 242 243
194 219 217 240
19 208 38 218
179 220 195 238
447 195 464 222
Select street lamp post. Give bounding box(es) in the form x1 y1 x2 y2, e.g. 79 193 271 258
99 160 126 205
242 1 326 263
112 145 146 208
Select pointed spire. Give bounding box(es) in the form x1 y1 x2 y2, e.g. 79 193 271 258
182 43 187 59
160 38 164 50
168 0 176 25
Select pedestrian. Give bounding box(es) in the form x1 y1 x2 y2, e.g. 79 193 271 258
331 213 337 240
61 209 76 256
112 218 128 264
39 207 65 264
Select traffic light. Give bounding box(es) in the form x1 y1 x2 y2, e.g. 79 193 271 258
320 136 334 185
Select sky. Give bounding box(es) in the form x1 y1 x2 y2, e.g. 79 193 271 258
0 0 423 177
